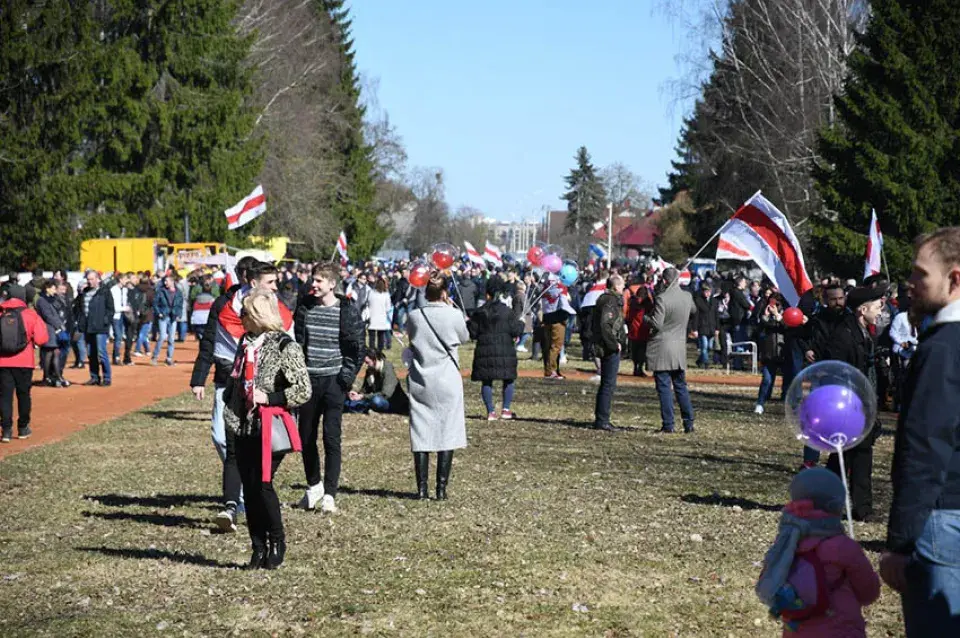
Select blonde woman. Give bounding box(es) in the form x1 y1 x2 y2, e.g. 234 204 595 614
224 290 311 569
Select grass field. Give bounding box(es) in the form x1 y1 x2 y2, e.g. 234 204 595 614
0 343 905 637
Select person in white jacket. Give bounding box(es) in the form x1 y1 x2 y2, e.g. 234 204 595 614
365 277 393 351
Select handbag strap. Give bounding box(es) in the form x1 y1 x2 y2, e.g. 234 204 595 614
419 307 459 370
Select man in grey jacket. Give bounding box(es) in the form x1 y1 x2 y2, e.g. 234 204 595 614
645 268 697 433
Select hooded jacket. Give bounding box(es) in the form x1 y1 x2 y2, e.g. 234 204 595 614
0 298 49 368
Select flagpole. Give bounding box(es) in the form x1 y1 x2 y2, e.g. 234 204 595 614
681 221 730 271
882 245 890 279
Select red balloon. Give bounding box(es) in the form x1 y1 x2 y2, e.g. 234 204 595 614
784 307 804 328
409 263 431 288
526 245 545 266
432 250 455 270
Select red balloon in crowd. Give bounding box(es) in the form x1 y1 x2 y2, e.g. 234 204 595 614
783 307 804 328
430 243 458 270
527 244 545 266
408 262 431 288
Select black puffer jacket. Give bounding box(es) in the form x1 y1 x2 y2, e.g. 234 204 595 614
468 300 523 382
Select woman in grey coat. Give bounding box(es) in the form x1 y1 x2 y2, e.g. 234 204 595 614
406 276 469 500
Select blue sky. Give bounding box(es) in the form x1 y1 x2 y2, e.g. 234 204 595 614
349 1 691 222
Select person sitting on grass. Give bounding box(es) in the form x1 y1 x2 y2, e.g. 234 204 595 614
345 348 409 415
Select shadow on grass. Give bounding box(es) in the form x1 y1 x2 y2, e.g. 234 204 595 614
84 493 221 510
680 492 781 512
338 486 420 501
660 452 794 476
140 409 208 421
82 510 208 529
77 546 236 568
499 416 596 430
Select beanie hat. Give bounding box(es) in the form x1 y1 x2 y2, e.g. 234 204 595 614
5 284 26 302
789 468 846 515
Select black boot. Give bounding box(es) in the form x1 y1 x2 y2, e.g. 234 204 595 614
264 536 286 570
436 450 453 501
247 538 268 570
414 452 429 500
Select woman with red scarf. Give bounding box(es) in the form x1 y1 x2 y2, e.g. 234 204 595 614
224 290 311 569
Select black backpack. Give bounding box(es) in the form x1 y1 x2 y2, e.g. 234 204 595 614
0 307 28 355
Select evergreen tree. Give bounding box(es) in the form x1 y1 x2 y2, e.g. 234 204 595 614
562 146 607 261
814 0 960 277
320 0 388 260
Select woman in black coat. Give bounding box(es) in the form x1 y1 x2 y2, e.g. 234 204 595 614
468 290 524 420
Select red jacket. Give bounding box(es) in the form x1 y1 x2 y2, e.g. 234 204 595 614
0 299 49 368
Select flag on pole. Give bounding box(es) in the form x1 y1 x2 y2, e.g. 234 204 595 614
225 185 266 230
463 241 486 266
588 243 607 260
581 279 607 308
715 191 813 307
484 241 503 267
336 231 348 261
864 209 883 279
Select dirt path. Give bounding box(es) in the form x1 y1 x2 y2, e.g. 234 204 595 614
0 340 202 461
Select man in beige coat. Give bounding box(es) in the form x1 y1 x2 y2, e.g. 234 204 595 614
645 268 697 433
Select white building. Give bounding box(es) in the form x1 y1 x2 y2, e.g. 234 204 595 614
490 220 538 254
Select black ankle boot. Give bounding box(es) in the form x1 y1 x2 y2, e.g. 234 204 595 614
247 541 268 570
414 452 429 500
436 450 453 500
264 537 286 570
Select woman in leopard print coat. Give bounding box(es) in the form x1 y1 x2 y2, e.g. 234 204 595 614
225 291 311 570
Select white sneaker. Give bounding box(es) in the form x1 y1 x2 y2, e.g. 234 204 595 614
589 374 602 383
214 508 237 533
516 345 528 353
299 484 324 510
320 494 337 514
132 352 143 358
754 404 764 415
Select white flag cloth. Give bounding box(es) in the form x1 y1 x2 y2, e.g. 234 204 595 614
580 279 607 308
484 241 503 267
336 231 348 261
225 185 266 230
715 191 813 307
864 209 883 279
463 241 486 266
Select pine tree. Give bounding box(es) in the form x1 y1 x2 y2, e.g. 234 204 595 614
562 146 607 261
814 0 960 277
320 0 388 260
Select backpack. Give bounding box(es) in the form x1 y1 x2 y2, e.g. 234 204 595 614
771 547 831 629
0 307 28 355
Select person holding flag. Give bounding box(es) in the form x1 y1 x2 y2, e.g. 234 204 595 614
864 210 884 280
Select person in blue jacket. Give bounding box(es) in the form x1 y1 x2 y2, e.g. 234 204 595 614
152 275 183 366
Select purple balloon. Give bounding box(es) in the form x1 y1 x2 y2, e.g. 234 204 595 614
798 384 868 452
542 254 562 274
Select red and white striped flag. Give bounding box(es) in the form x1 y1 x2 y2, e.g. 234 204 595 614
225 185 266 230
463 241 486 266
864 209 883 279
715 191 813 307
484 241 503 267
336 231 348 261
581 279 607 308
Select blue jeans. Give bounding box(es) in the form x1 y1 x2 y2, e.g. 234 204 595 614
654 370 695 432
481 380 515 414
344 394 391 414
84 333 111 383
136 321 152 354
902 510 960 636
697 335 714 366
518 333 531 348
757 362 780 407
177 320 188 341
395 305 408 331
594 353 620 427
152 317 176 362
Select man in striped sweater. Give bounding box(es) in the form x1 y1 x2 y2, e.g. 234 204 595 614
294 262 364 514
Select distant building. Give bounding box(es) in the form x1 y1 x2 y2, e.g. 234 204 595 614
540 208 661 258
490 220 538 254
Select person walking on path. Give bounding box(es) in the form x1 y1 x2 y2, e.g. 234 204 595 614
407 276 470 500
880 228 960 637
468 288 524 421
646 268 697 433
0 285 49 442
152 275 183 366
74 271 115 387
592 275 625 431
224 290 311 570
294 263 364 515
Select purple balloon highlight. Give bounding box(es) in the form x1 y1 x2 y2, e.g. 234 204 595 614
798 384 868 452
542 254 562 274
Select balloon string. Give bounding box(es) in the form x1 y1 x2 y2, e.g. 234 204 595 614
449 276 467 318
836 442 855 540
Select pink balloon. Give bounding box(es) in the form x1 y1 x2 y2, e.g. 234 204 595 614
542 254 562 274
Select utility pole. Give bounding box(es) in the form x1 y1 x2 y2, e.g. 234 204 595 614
607 202 613 268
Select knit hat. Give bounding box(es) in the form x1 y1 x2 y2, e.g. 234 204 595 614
5 284 26 302
789 468 846 515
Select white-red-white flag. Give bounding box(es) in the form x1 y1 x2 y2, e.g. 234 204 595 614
463 241 485 267
864 209 883 280
336 231 348 261
225 185 266 230
484 241 503 267
581 279 607 308
715 191 813 307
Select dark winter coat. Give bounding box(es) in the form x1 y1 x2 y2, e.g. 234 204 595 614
136 282 155 323
456 277 479 312
74 285 115 334
693 293 720 336
822 313 878 389
468 300 523 382
35 292 66 346
757 306 785 364
729 288 752 326
592 291 625 357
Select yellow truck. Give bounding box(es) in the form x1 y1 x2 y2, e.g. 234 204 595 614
80 238 170 274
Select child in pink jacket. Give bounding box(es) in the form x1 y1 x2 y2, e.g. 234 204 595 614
756 468 881 636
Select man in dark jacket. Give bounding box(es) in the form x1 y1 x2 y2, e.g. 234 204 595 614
294 262 364 514
880 230 960 636
455 274 479 317
592 275 625 431
728 275 752 369
821 286 885 521
693 283 720 369
74 271 115 386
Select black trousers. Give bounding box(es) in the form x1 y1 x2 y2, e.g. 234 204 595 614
235 434 284 546
40 347 62 382
298 375 345 497
223 428 243 508
630 340 647 373
0 368 33 432
368 329 387 351
827 432 877 518
594 353 620 427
